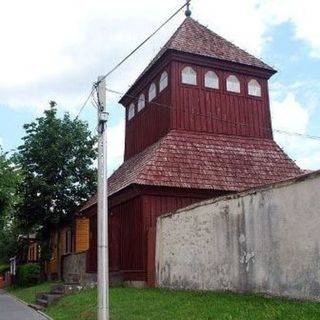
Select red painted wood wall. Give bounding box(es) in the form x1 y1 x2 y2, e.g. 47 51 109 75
170 61 273 139
124 68 171 160
123 59 273 160
85 189 222 282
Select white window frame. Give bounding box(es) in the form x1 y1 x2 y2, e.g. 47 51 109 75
181 66 197 85
128 103 135 120
204 70 219 89
159 71 168 92
248 79 262 97
226 75 241 93
137 93 145 111
148 83 157 102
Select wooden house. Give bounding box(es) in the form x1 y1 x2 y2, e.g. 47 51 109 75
45 218 90 279
16 234 41 265
78 17 302 287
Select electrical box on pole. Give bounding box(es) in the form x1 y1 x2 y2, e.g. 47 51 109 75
97 76 109 320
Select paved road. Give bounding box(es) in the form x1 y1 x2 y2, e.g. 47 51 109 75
0 290 47 320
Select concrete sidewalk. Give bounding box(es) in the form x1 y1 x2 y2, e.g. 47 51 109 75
0 289 48 320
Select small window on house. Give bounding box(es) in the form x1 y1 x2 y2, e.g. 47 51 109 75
65 229 72 254
137 94 145 111
204 71 219 89
148 83 156 102
248 79 262 97
128 103 135 120
226 75 240 93
159 71 168 92
181 66 197 85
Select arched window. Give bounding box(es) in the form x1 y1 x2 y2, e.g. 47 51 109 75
181 66 197 85
226 75 240 93
159 71 168 92
137 94 145 111
128 103 135 120
204 71 219 89
148 83 156 102
248 79 261 97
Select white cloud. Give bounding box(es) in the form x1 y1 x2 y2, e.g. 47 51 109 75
261 0 320 58
107 120 125 174
274 132 320 170
271 93 320 170
1 0 319 113
271 93 309 133
1 0 319 170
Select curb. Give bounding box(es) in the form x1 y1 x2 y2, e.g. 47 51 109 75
5 291 54 320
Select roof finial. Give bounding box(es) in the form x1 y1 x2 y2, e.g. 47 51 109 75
185 0 191 17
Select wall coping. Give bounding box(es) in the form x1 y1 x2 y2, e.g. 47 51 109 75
159 169 320 220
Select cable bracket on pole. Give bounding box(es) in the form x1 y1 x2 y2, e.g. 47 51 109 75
99 111 108 123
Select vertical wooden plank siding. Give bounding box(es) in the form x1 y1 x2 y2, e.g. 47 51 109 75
170 61 272 139
60 227 66 256
118 197 144 280
143 194 212 285
124 71 171 160
85 191 221 283
75 218 90 253
48 231 58 274
124 60 272 161
86 215 97 273
27 242 39 262
86 196 144 279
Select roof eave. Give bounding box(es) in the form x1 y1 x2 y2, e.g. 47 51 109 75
119 48 276 106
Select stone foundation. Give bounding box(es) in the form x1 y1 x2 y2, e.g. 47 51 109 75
62 251 96 285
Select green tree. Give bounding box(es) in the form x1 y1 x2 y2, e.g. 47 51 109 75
16 101 97 253
0 149 21 262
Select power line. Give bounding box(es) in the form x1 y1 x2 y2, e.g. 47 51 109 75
96 0 191 85
75 1 190 119
105 86 320 142
75 85 96 120
106 88 172 110
274 129 320 141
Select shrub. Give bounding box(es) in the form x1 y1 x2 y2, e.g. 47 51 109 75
0 264 9 275
16 263 41 287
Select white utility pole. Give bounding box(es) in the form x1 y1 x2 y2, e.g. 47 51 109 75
97 76 109 320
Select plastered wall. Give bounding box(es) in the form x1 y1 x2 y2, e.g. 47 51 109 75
156 172 320 300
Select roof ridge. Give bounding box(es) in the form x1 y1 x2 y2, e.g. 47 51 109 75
186 17 272 69
120 16 275 104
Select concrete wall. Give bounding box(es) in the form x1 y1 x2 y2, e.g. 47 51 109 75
62 252 96 285
156 171 320 300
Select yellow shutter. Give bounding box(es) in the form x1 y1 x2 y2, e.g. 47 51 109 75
75 218 89 252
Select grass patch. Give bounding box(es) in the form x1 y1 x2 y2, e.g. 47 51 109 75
8 283 320 319
44 287 320 320
7 282 56 304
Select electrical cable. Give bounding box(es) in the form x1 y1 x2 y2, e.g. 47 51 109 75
75 85 95 120
105 86 320 141
95 0 191 85
75 1 191 118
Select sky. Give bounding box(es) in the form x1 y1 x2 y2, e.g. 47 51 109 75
0 0 319 174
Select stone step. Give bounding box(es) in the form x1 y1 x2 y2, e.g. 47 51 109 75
51 283 83 295
36 292 62 305
36 298 48 307
28 303 44 311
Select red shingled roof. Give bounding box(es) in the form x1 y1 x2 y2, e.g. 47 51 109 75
80 130 302 212
121 17 275 102
162 17 274 70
